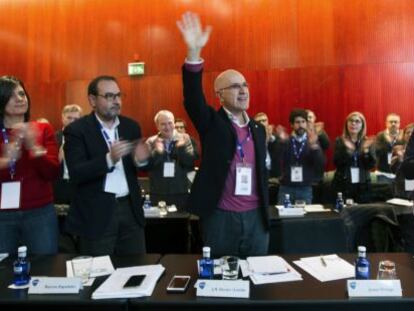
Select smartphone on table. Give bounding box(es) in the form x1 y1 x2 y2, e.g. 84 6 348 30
123 274 146 288
166 275 191 293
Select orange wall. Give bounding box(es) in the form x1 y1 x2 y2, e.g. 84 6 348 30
1 0 414 168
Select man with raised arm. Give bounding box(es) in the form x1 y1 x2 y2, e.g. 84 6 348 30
177 12 269 257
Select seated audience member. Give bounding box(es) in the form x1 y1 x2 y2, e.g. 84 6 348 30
375 113 404 184
254 112 281 178
390 123 414 199
276 109 324 204
0 76 60 254
332 111 375 203
54 104 83 204
145 110 198 210
306 109 330 182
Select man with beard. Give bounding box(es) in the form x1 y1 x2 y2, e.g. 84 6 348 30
375 113 404 184
63 75 150 255
276 109 324 204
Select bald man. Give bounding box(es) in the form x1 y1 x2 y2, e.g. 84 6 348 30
177 12 269 257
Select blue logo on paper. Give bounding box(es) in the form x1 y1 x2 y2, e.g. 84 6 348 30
350 281 356 289
32 279 39 286
199 282 206 289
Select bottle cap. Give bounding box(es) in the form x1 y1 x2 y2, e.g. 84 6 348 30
145 194 150 200
202 246 211 257
358 246 366 252
338 192 343 197
285 194 290 199
18 246 27 255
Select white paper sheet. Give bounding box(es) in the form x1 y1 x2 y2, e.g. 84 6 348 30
91 264 165 299
294 254 354 282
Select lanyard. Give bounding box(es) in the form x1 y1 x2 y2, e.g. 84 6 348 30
352 140 361 167
99 124 118 148
291 136 307 162
236 127 251 163
1 128 17 179
163 140 175 161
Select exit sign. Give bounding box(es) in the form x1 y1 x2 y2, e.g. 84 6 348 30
128 62 145 76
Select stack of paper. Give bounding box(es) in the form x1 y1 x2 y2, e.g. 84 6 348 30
293 254 354 282
0 253 8 262
241 255 302 285
386 198 414 207
91 264 165 299
304 204 330 213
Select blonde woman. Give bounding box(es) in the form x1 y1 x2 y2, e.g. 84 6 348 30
332 112 376 203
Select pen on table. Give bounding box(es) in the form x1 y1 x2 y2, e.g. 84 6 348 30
320 255 327 267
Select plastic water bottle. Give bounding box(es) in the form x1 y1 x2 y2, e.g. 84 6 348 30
13 246 30 286
335 192 344 212
143 194 151 209
355 246 370 279
283 194 292 208
199 246 213 279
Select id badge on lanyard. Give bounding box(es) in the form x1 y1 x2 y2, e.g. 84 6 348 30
405 179 414 192
350 167 360 184
291 166 303 182
235 163 252 195
1 181 21 209
163 161 175 177
387 152 392 165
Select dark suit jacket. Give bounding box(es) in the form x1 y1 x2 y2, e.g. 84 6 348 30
63 113 144 238
182 66 269 228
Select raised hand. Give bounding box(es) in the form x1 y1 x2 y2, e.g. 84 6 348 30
274 125 289 142
177 12 212 61
175 133 190 148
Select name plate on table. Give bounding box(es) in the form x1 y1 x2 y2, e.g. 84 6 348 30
347 280 402 297
28 277 82 294
278 207 305 217
195 280 250 298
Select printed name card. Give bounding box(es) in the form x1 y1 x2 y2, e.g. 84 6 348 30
28 277 82 294
195 279 249 298
347 280 402 298
278 207 305 217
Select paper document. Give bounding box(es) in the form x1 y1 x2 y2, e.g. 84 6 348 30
304 205 330 212
386 198 414 207
66 255 115 286
294 254 354 282
92 264 165 299
241 256 302 285
0 253 8 262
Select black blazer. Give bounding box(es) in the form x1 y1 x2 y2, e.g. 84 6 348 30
182 66 269 228
63 113 144 238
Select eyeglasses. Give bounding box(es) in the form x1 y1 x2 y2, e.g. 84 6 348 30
348 118 362 124
175 125 185 129
219 82 249 91
96 92 124 101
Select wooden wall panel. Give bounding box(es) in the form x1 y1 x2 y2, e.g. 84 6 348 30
0 0 414 170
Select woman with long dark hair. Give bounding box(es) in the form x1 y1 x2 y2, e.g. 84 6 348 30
0 76 59 254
